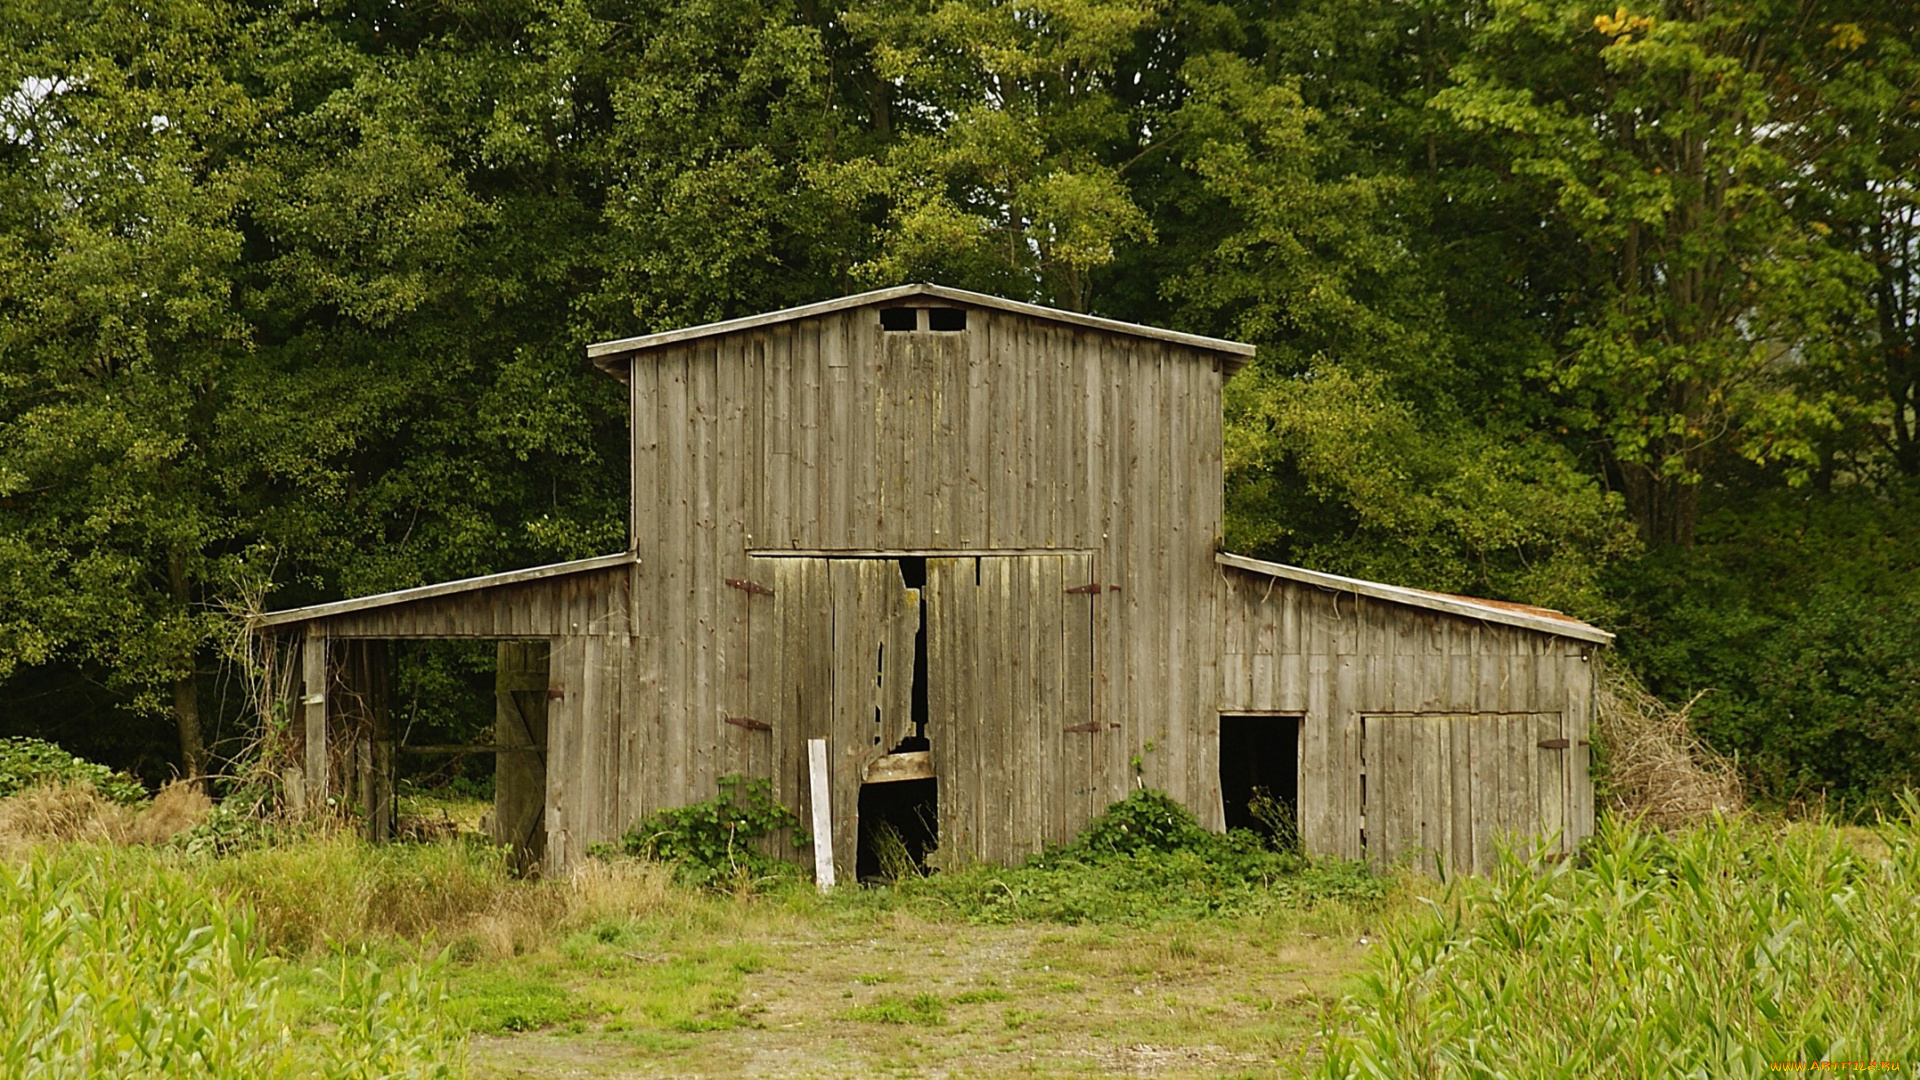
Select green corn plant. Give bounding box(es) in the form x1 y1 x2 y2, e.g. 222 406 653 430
1320 797 1920 1077
0 849 465 1079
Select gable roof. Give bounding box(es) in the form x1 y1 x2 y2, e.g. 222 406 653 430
586 284 1256 379
250 552 636 630
1216 552 1614 645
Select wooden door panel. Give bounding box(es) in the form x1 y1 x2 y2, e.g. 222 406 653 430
927 553 1093 867
1363 712 1567 876
494 640 550 875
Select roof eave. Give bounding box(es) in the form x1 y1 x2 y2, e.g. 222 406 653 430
249 552 638 630
1216 552 1615 645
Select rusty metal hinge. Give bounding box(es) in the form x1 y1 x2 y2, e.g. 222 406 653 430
725 716 772 732
546 687 565 700
726 578 775 597
1064 722 1121 733
1537 738 1580 750
1066 583 1119 595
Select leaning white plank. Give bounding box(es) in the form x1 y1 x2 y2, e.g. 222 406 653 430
808 738 835 892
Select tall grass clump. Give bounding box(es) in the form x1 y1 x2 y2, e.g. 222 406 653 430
1320 797 1920 1075
0 849 464 1079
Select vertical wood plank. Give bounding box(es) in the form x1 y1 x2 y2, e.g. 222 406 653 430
1064 554 1097 838
303 630 329 813
807 317 833 547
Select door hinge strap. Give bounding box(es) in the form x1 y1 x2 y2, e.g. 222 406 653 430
726 578 775 597
1064 722 1120 733
1538 738 1570 749
726 716 772 732
1066 583 1119 595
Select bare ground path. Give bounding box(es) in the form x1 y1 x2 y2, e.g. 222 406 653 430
468 910 1368 1079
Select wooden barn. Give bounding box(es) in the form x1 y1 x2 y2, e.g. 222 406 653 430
252 284 1610 878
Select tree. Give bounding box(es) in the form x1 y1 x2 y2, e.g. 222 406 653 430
1435 0 1871 545
1152 6 1634 611
0 0 263 784
1789 9 1920 479
841 0 1162 310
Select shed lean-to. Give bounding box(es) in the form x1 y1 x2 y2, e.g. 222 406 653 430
252 284 1610 878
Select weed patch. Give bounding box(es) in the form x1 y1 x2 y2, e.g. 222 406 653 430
445 968 581 1033
852 789 1387 924
847 992 948 1026
598 775 808 890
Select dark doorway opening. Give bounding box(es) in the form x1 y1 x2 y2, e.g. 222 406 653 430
1219 714 1300 845
895 557 930 752
856 777 937 882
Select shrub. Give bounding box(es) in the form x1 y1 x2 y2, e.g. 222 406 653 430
865 788 1387 923
0 737 145 804
1069 788 1211 857
601 775 808 889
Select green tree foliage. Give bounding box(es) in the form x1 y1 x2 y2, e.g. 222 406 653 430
1613 482 1920 809
1434 0 1871 545
843 0 1162 309
0 0 264 781
0 0 1915 806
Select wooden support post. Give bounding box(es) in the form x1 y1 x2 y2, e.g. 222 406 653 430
366 641 393 843
808 737 835 892
356 736 373 829
302 629 329 814
282 767 306 815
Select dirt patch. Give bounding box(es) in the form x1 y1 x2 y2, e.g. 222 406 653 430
467 910 1370 1079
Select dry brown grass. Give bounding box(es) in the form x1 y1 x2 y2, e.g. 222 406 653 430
0 779 215 855
200 838 686 958
1595 664 1745 827
127 780 214 843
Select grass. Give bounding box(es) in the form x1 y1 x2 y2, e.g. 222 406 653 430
14 776 1914 1078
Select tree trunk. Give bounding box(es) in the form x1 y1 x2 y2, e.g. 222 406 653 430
167 548 207 789
174 673 206 789
1618 460 1699 547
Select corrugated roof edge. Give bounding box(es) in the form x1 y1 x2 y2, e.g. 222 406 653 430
585 284 1256 379
249 552 637 630
1216 552 1614 645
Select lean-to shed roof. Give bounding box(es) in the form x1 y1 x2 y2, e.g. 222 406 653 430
586 284 1257 380
1217 552 1614 645
250 552 636 630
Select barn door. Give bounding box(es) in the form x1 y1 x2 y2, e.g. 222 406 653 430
926 553 1095 867
494 640 551 875
747 557 917 884
1361 712 1567 875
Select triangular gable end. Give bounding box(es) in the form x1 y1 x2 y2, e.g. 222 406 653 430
585 283 1256 382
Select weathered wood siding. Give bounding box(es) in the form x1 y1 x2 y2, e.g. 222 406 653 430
616 301 1225 868
1217 565 1595 872
926 553 1096 867
311 566 631 639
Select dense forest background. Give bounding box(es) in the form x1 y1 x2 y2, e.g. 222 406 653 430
3 0 1916 812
